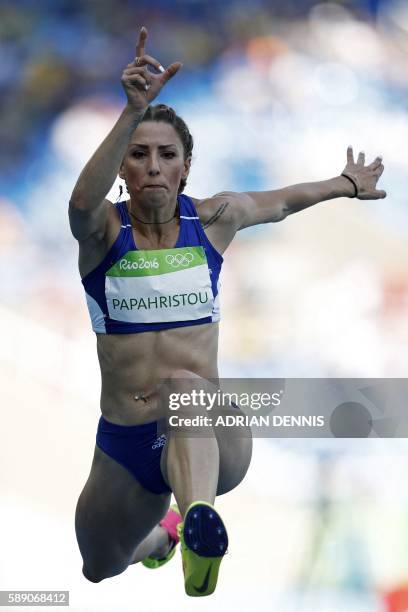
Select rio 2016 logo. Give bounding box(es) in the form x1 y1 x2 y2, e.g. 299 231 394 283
119 257 159 270
165 252 194 267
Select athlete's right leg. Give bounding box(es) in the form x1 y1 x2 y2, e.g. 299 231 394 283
75 445 171 583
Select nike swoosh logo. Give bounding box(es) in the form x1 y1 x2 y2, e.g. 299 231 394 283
193 566 211 594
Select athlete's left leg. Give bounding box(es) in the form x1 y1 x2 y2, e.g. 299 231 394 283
157 370 253 596
159 369 253 512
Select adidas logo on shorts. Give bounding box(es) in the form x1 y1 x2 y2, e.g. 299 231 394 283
152 434 167 450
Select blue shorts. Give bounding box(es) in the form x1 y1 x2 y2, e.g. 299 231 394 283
96 416 171 495
95 403 241 495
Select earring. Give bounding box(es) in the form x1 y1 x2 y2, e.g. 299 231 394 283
115 184 123 203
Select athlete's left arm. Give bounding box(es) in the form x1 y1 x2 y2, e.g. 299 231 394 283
220 147 386 231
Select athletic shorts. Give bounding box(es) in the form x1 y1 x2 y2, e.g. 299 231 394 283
96 416 171 495
95 402 241 496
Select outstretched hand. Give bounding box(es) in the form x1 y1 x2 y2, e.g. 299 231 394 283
342 146 386 200
121 26 183 111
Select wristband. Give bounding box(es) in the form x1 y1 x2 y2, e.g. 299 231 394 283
341 173 358 198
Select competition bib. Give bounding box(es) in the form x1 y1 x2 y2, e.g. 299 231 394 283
105 246 213 324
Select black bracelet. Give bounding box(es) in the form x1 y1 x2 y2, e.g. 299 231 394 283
341 173 358 198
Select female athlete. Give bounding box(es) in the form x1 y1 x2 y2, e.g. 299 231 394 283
69 26 386 597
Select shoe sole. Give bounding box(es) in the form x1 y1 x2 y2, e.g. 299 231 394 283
179 501 228 597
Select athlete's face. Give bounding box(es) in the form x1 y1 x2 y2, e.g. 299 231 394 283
120 121 191 202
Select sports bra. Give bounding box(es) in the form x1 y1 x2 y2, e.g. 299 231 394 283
81 194 223 334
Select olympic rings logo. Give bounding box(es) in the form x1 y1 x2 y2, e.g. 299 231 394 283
165 252 194 267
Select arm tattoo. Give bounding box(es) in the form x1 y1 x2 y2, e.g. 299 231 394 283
202 201 229 229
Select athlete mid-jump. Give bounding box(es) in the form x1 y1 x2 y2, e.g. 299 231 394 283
70 26 386 596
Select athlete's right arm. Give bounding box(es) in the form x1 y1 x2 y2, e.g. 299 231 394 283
68 26 183 242
68 106 146 241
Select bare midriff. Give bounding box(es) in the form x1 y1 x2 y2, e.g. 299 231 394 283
96 321 219 425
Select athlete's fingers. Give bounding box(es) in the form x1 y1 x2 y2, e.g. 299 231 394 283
121 73 149 90
122 67 149 79
347 145 355 165
132 53 165 73
357 151 365 166
367 155 383 170
122 66 148 78
374 189 387 198
136 26 147 58
122 67 151 87
159 61 183 84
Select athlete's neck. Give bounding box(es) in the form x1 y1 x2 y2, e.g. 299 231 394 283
127 198 179 239
126 202 180 244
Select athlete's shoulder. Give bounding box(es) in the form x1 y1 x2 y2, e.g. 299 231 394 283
184 193 243 255
187 193 237 230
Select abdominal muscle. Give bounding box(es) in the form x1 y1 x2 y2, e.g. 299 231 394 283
97 321 219 425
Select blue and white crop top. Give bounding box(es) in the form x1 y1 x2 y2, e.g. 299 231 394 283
81 194 223 334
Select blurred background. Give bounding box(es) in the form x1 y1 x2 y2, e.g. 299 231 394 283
1 0 408 610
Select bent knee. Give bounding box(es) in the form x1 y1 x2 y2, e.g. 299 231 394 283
82 560 127 583
80 545 131 584
165 369 216 415
217 436 253 495
167 369 197 400
169 368 196 378
82 565 105 583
